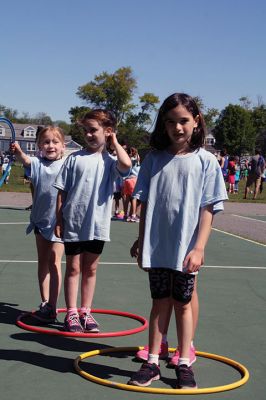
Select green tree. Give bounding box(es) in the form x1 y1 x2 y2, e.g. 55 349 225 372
33 112 53 126
214 104 256 156
72 67 159 149
193 96 219 129
239 96 252 110
56 121 71 135
251 104 266 155
0 105 19 121
76 67 137 124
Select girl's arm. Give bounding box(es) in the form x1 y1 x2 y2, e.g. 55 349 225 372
54 189 66 238
109 132 131 173
10 142 31 167
130 202 147 269
183 204 214 273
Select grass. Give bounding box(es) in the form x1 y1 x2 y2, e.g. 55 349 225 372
1 163 31 193
1 163 266 203
226 178 266 203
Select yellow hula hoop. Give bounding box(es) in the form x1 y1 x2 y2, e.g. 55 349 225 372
74 346 249 395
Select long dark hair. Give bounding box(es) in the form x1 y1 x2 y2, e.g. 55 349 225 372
150 93 206 150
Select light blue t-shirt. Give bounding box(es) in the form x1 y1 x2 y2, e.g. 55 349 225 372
133 148 228 272
54 149 128 242
26 156 65 242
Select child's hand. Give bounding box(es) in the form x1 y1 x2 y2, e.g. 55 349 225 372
183 248 204 273
130 239 146 270
54 221 63 238
108 131 119 147
10 142 22 155
130 239 139 257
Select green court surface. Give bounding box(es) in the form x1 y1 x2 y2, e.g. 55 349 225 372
0 209 266 400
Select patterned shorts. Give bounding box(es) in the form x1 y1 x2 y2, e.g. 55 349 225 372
148 268 195 304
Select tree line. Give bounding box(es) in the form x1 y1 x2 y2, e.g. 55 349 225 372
1 66 266 156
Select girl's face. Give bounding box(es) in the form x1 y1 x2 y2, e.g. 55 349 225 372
38 131 65 160
82 119 111 152
164 105 199 153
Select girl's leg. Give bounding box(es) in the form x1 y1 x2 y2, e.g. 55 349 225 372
79 251 101 332
64 254 81 309
123 195 130 218
149 297 172 356
115 197 120 213
80 251 100 309
48 241 64 310
35 233 50 303
131 198 137 216
173 299 193 361
135 300 173 361
191 276 199 340
32 237 63 322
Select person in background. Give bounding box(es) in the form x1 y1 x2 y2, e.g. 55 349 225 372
234 156 241 193
244 149 265 200
227 156 236 194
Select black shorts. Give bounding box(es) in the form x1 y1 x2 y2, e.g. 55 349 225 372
113 192 122 201
64 240 105 256
148 268 195 304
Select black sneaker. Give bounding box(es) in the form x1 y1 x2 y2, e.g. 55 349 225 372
128 363 160 387
32 302 57 324
175 364 197 389
79 312 99 333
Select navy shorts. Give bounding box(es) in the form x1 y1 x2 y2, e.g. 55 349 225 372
64 240 105 256
148 268 195 304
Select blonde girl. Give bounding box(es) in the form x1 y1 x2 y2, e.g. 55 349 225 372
11 126 65 322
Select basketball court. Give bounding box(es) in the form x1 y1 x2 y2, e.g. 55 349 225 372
0 202 265 399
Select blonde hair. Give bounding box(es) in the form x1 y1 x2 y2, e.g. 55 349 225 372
36 126 65 148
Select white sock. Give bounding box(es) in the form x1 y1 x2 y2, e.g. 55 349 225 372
178 357 190 367
67 307 78 315
148 353 159 365
80 307 90 315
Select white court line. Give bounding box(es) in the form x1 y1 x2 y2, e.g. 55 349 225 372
0 222 28 225
231 214 266 223
0 259 265 269
212 227 266 247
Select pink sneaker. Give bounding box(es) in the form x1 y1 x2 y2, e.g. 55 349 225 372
135 342 169 361
168 345 196 367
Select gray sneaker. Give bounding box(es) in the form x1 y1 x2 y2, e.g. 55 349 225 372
128 363 161 387
175 364 197 389
63 313 83 332
79 313 99 333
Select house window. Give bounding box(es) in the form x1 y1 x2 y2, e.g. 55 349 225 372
0 126 5 136
26 142 36 152
24 127 36 138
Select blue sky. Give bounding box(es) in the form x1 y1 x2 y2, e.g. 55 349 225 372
1 0 265 123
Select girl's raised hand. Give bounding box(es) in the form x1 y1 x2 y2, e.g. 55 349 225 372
10 142 21 155
108 131 119 147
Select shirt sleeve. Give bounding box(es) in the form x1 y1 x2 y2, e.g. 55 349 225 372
201 155 228 208
53 155 72 192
